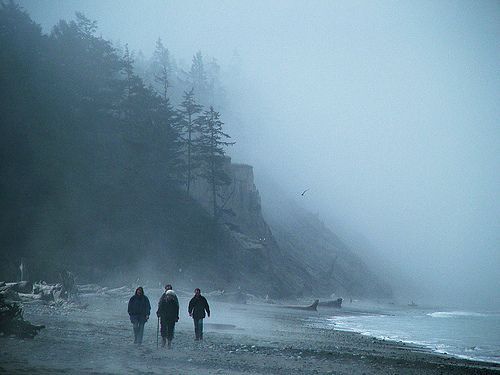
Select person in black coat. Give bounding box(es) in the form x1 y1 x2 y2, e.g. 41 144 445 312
156 285 179 349
128 286 151 344
188 288 210 340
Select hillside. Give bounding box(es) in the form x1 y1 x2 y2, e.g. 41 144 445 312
189 158 392 299
0 4 390 300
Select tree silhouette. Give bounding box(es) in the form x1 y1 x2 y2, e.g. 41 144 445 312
178 88 203 195
152 38 172 101
189 51 209 104
195 107 234 218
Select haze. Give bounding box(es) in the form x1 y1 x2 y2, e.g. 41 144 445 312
17 0 500 309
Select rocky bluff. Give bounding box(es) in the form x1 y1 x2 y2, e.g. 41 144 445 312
189 157 391 299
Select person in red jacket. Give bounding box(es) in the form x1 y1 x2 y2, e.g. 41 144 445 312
188 288 210 340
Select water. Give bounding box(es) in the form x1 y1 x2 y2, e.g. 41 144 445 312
309 304 500 364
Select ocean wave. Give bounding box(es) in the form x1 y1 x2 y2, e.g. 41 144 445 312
427 311 491 318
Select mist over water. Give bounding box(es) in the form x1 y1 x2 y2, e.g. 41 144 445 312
17 0 500 309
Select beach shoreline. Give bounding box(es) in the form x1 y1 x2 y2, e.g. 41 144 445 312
0 294 499 374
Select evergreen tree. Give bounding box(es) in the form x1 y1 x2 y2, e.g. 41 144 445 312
178 88 203 195
189 51 208 103
0 4 232 280
50 11 122 110
205 57 225 108
195 107 234 218
152 37 172 101
122 44 134 99
150 95 185 187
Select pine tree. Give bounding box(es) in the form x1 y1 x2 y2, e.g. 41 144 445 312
152 96 185 186
189 51 208 102
205 57 224 107
122 44 134 99
178 88 203 195
152 37 172 101
195 106 234 218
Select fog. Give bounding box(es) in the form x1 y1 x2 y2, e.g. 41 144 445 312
18 0 500 309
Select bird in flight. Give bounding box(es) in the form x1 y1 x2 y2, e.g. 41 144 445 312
301 188 310 196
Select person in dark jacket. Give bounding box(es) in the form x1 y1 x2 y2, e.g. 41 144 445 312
156 285 179 348
128 286 151 345
188 288 210 340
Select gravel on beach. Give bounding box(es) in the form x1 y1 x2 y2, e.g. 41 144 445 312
1 293 499 374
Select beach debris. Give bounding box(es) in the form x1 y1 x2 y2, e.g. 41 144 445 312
282 299 319 311
1 272 87 309
0 293 45 339
318 298 343 308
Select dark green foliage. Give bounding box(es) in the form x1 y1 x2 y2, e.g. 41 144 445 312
0 4 232 282
195 107 235 218
189 51 209 102
178 88 203 194
152 38 172 101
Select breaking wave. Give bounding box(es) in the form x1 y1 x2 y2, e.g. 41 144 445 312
427 311 491 318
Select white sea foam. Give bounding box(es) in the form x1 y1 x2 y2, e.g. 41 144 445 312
311 309 500 365
427 311 489 318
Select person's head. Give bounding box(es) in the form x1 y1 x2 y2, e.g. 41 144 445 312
165 284 172 291
194 288 201 296
135 286 144 296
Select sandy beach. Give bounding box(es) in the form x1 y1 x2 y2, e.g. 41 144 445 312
1 291 499 374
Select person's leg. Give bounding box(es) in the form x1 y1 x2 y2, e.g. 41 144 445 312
199 318 204 340
132 321 139 343
167 321 175 348
137 321 145 344
193 318 200 340
160 320 167 347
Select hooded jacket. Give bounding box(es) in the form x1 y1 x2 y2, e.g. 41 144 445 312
128 287 151 323
157 290 179 322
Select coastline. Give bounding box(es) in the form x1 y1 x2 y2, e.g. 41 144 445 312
314 301 500 366
0 294 499 374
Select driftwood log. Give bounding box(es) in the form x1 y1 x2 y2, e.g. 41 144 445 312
283 299 319 311
0 294 44 339
318 297 343 308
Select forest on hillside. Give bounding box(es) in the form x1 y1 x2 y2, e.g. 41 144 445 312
0 2 237 282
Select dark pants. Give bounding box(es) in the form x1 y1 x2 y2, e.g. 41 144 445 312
132 321 145 344
193 318 204 340
160 320 176 342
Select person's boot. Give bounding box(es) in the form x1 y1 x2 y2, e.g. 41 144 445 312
161 337 166 348
167 340 172 349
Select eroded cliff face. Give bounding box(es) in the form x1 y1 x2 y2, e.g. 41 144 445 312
189 158 392 299
190 157 272 250
188 158 309 297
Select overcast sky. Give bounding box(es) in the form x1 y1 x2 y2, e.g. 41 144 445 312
18 0 500 309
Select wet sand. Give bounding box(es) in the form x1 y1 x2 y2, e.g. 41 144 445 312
1 293 499 374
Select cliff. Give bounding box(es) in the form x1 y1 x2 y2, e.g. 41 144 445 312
190 157 272 250
190 157 392 299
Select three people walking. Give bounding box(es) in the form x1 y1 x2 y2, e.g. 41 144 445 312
129 285 210 346
127 286 151 345
188 288 210 341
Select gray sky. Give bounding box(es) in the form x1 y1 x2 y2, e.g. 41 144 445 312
18 0 500 309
